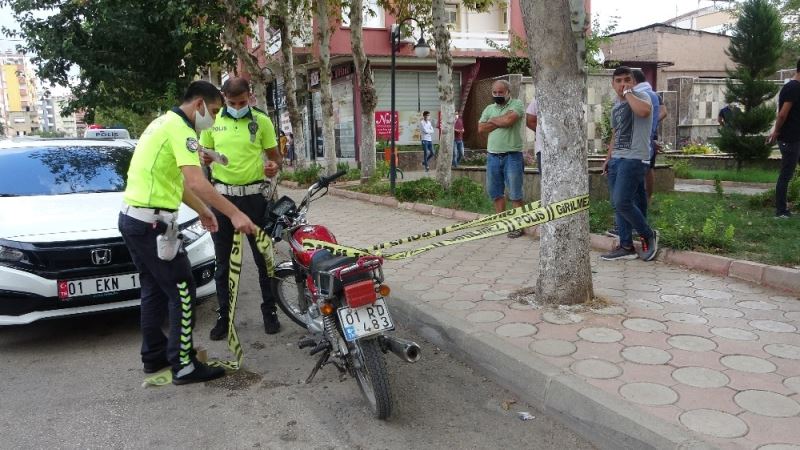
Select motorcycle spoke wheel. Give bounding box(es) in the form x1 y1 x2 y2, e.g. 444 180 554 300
350 339 392 420
272 268 309 329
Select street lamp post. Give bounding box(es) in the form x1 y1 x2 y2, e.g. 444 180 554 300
390 19 430 195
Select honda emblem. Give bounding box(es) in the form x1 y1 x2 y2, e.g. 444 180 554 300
90 248 112 265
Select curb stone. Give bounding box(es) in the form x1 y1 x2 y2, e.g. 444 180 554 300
389 287 714 450
323 187 800 296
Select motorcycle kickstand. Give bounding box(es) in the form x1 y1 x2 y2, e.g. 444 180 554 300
305 349 331 384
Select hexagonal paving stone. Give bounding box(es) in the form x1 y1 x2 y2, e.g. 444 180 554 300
623 318 667 333
764 343 800 360
571 359 622 379
619 382 678 405
664 312 708 325
679 409 749 438
592 305 626 315
421 291 453 301
710 327 759 341
661 295 698 306
482 290 510 301
530 339 577 357
757 444 800 450
542 311 583 325
784 376 800 394
578 327 624 343
672 367 729 388
627 299 664 310
734 390 800 417
405 284 434 292
621 346 672 365
695 289 733 300
749 320 797 333
785 311 800 322
466 311 504 323
701 307 744 319
737 301 778 310
443 301 476 311
509 302 536 311
495 323 538 338
720 355 777 373
667 335 718 352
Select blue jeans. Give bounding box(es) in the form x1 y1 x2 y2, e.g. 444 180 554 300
607 158 653 247
422 141 434 169
486 152 524 201
776 141 800 215
452 140 464 167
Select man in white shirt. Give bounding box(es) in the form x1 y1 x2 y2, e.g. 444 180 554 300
419 111 435 172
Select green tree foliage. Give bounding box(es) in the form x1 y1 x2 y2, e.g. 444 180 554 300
1 0 234 115
718 0 784 168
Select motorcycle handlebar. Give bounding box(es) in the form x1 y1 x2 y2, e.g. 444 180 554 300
317 169 348 188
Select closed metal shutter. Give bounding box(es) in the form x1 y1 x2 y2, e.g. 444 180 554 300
374 70 461 111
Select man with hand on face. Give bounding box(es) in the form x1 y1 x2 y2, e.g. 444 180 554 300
119 80 258 385
478 79 526 238
601 66 658 262
199 77 283 341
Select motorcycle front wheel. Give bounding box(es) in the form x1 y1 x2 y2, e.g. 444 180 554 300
272 267 309 329
349 338 392 420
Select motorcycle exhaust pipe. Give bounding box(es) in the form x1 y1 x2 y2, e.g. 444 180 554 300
379 335 421 363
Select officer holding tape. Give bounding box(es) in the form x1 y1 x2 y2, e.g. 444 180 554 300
199 77 283 340
119 80 258 385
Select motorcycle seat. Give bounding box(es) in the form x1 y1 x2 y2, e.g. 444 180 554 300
310 250 357 278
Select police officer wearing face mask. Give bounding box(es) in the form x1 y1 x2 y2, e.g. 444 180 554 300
198 77 283 341
119 80 259 385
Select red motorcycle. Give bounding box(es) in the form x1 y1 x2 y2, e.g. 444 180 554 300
265 170 420 420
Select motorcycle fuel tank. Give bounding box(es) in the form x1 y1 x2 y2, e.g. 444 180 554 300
292 224 338 267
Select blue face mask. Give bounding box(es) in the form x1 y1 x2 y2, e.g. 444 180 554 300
227 105 250 119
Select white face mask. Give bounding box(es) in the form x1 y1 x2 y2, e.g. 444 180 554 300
194 100 215 131
227 105 250 119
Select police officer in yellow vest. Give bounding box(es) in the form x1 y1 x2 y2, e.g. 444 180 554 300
119 80 258 385
198 77 283 340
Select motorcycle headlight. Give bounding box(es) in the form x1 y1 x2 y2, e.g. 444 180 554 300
0 244 29 263
180 219 209 246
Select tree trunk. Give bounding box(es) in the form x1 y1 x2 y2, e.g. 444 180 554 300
432 0 454 188
349 0 377 181
315 0 338 175
278 10 307 168
521 0 593 305
219 0 270 109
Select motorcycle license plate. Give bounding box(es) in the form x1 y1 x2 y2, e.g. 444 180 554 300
337 298 394 342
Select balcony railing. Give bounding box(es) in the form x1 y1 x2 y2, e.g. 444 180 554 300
450 31 509 51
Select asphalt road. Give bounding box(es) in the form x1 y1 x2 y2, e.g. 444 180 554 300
0 244 594 450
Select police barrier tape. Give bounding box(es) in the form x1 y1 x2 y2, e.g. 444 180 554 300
302 195 590 260
143 195 588 386
143 229 274 387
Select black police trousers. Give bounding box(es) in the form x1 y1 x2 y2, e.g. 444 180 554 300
118 213 196 372
211 192 276 322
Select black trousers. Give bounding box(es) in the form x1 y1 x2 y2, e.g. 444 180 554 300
777 141 800 215
212 193 276 321
119 213 196 372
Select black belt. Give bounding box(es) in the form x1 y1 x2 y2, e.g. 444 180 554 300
488 152 520 158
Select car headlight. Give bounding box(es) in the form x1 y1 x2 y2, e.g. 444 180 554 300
180 219 209 246
0 244 29 263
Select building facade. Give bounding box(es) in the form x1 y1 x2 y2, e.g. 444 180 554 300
0 52 40 137
38 93 81 137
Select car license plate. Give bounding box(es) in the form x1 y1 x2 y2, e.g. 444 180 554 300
57 273 140 300
337 298 394 342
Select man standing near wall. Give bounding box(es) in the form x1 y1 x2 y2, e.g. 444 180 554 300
601 67 659 261
768 59 800 219
452 112 465 167
419 111 435 172
479 79 526 238
525 98 544 176
632 69 666 203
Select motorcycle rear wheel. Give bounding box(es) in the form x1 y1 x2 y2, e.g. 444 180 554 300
272 267 309 329
350 338 392 420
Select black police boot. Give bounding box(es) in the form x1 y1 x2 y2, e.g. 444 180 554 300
209 313 228 341
172 361 225 385
263 309 281 335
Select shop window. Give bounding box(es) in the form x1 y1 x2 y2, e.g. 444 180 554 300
341 0 384 28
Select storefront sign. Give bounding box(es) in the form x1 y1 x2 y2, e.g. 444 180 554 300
374 111 399 140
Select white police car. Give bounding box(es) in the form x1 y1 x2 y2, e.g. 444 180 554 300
0 139 216 325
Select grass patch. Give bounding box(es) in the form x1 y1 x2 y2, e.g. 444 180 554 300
679 168 777 183
590 192 799 266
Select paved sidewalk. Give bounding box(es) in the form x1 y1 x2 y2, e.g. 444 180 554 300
295 189 800 450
